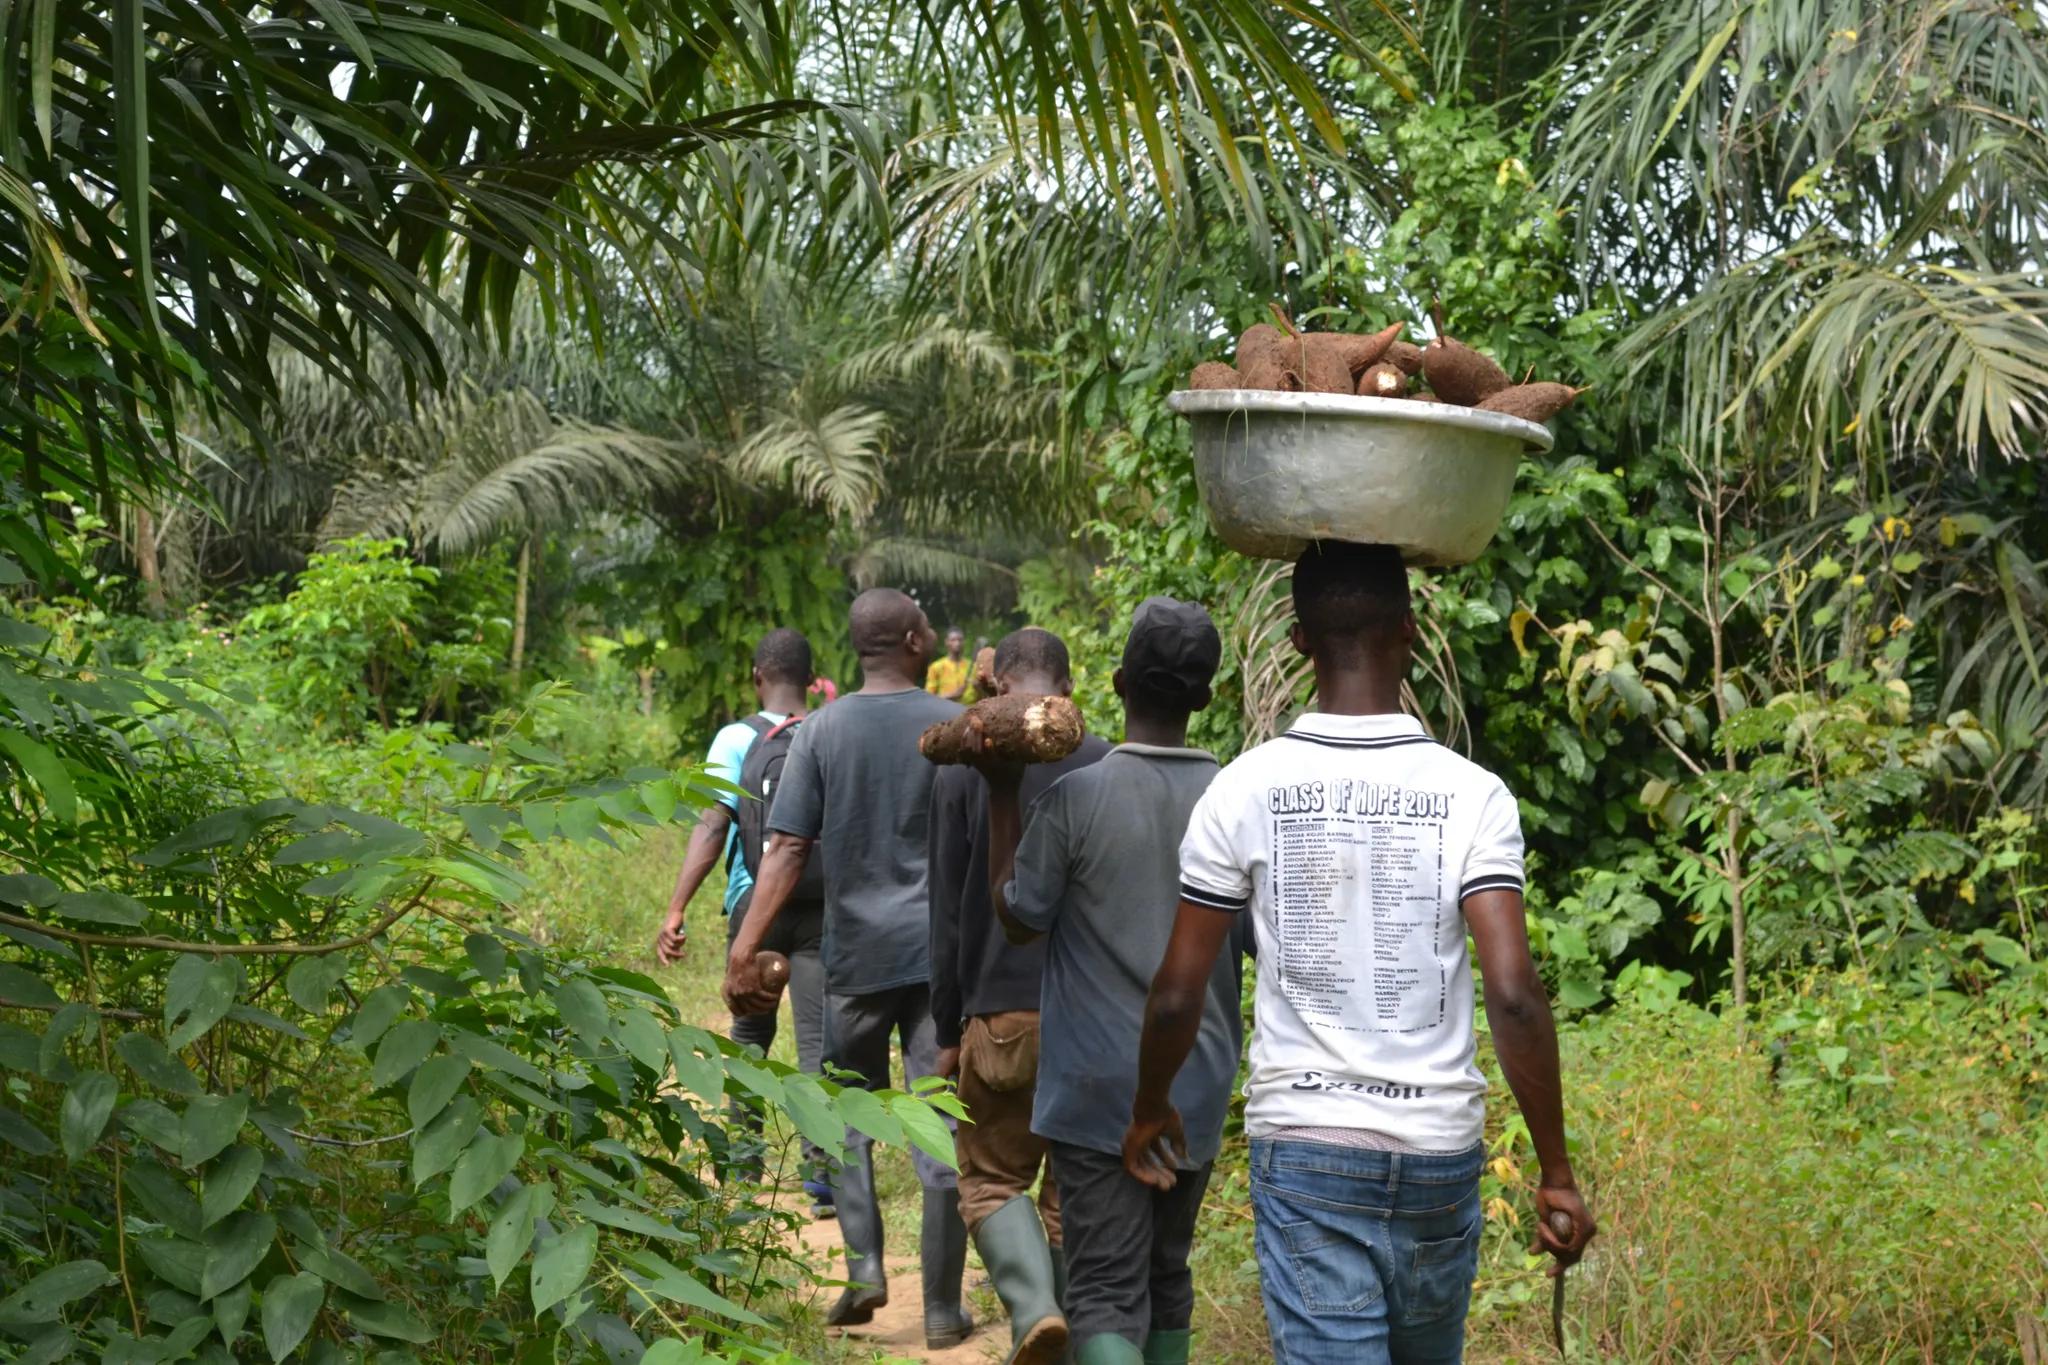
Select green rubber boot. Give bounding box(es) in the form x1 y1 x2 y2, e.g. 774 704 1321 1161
1141 1328 1191 1364
974 1196 1068 1365
1074 1335 1145 1365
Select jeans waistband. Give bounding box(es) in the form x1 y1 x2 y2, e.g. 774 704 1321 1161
1251 1135 1485 1190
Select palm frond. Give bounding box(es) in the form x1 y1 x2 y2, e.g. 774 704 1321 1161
729 404 889 523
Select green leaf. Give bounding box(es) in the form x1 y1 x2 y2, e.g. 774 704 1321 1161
294 1243 384 1301
0 872 60 907
0 961 61 1008
0 1104 56 1156
200 1210 277 1301
1816 1045 1849 1078
123 1158 201 1239
60 1070 118 1162
336 1292 433 1342
0 729 79 823
613 1007 667 1071
448 1128 524 1217
666 1028 723 1102
260 1272 324 1362
407 1054 473 1129
888 1093 958 1171
780 1075 847 1161
50 889 148 926
347 984 410 1051
285 957 348 1015
0 1260 112 1326
165 954 239 1051
200 1145 265 1229
618 1249 767 1327
411 1097 481 1187
464 931 508 983
529 1223 598 1316
120 1098 184 1152
115 1033 200 1096
486 1182 554 1289
551 978 610 1045
833 1085 904 1147
212 1273 254 1344
181 1092 250 1167
371 1018 441 1087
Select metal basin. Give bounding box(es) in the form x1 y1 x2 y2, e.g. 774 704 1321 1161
1167 389 1553 564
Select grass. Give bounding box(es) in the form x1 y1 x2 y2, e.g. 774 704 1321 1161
524 830 2048 1363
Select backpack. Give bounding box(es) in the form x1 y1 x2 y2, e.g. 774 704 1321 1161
733 713 826 904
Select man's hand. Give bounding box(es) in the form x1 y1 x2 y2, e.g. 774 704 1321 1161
722 943 779 1016
1120 1103 1187 1192
1530 1181 1596 1274
933 1045 961 1081
654 908 688 966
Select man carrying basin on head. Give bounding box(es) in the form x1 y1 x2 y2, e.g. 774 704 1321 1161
724 587 976 1352
1123 542 1596 1365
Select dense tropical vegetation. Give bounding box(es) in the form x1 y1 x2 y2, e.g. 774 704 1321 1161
2 1 2044 1361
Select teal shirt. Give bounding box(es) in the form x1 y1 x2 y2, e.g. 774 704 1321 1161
705 712 786 915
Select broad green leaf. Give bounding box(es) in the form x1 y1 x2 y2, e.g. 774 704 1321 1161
0 872 60 907
666 1029 723 1101
260 1272 323 1362
120 1098 185 1153
618 1249 768 1326
613 1007 667 1071
285 957 348 1015
200 1145 265 1228
411 1097 482 1187
0 962 60 1008
446 1029 547 1085
0 729 78 823
165 955 239 1051
212 1274 254 1344
780 1075 846 1161
200 1210 277 1301
551 978 610 1045
38 1001 94 1078
347 984 410 1051
833 1085 904 1147
59 1070 118 1162
50 889 148 926
181 1093 251 1167
133 1234 206 1296
271 830 360 866
0 1104 56 1156
115 1033 200 1096
124 1159 201 1239
371 1018 441 1087
294 1243 384 1301
336 1292 433 1342
485 1183 553 1289
464 931 508 983
407 1054 473 1128
448 1128 524 1216
888 1094 958 1171
529 1223 598 1316
0 1260 112 1325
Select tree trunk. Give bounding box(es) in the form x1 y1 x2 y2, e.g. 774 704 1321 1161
511 536 531 678
134 504 165 617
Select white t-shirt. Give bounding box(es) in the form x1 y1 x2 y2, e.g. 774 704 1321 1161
1178 711 1524 1151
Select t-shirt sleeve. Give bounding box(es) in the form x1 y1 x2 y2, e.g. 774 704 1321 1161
1178 774 1252 912
926 770 970 1049
703 721 756 812
764 715 824 839
1003 781 1072 933
1459 779 1526 901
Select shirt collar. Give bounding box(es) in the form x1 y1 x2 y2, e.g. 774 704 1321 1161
1110 741 1218 762
1286 711 1427 742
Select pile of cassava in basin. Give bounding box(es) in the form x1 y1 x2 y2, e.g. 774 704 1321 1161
1186 305 1581 424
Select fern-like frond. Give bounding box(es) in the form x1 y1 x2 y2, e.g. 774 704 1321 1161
847 536 1018 591
729 403 889 523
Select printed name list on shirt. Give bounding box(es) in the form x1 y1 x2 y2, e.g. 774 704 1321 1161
1264 778 1456 1036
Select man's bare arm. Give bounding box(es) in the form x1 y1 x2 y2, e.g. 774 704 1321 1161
982 768 1040 944
722 832 816 1011
656 804 732 964
1122 900 1234 1188
1465 887 1596 1269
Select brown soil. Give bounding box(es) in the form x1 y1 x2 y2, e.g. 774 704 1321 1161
792 1209 999 1363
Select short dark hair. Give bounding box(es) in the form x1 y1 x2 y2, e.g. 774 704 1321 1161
945 625 965 639
753 627 813 686
849 587 923 656
1291 541 1411 645
992 627 1069 685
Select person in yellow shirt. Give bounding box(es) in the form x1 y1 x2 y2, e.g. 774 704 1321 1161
926 626 971 700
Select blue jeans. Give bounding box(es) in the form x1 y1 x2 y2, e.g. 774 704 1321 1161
1250 1138 1485 1365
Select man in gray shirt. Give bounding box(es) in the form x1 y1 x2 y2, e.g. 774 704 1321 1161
978 598 1247 1365
725 587 975 1349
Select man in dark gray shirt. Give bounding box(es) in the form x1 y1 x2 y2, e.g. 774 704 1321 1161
725 587 975 1349
978 598 1247 1365
928 627 1110 1365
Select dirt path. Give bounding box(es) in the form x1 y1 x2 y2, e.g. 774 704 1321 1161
790 1207 997 1364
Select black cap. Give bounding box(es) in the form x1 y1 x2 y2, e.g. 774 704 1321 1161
1122 596 1222 705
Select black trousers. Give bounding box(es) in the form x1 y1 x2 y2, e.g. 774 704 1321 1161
1050 1140 1213 1347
